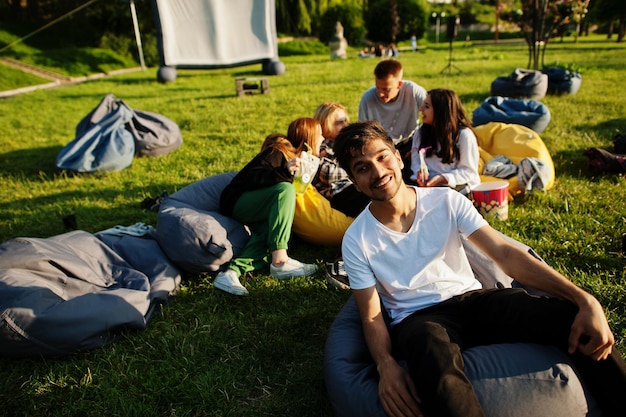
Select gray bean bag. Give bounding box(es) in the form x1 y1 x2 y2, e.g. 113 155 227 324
473 96 551 134
155 172 251 274
491 68 549 100
543 67 582 95
75 93 183 158
0 231 181 357
324 237 601 417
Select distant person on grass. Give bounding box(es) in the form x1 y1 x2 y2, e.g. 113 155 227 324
333 120 626 417
215 118 322 296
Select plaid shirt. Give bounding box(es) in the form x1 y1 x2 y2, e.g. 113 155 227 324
313 140 352 199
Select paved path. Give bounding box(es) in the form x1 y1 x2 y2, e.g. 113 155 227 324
0 58 142 98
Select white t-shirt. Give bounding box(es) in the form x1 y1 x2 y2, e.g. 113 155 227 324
342 187 487 326
410 127 481 189
358 80 427 144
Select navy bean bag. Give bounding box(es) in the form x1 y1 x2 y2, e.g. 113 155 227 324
491 68 548 100
324 237 601 417
155 172 251 274
473 96 551 133
542 67 582 95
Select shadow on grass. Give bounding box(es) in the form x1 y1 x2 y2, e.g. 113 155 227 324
0 145 60 177
584 118 626 139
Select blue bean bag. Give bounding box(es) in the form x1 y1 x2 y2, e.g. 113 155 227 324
491 68 548 100
324 237 601 417
473 96 551 134
542 67 582 95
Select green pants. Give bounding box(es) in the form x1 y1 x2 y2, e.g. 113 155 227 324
228 182 296 276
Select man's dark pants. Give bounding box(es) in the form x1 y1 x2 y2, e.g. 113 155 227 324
391 288 626 417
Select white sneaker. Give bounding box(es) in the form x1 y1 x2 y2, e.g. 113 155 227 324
213 269 248 296
270 258 318 279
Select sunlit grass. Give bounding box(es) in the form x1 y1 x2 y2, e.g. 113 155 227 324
0 33 625 416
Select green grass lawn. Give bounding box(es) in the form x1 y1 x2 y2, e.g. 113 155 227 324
0 34 625 416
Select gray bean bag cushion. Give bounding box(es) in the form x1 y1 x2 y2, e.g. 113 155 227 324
76 93 183 158
542 67 582 95
324 237 601 417
491 68 549 100
0 231 181 357
473 96 551 134
155 172 251 274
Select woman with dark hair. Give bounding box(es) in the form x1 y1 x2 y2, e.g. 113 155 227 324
215 118 323 296
410 88 480 191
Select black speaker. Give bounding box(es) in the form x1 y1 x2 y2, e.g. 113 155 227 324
446 16 460 42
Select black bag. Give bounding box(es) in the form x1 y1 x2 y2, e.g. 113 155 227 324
583 147 626 174
613 134 626 154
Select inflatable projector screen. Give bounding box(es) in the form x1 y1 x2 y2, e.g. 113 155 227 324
151 0 285 82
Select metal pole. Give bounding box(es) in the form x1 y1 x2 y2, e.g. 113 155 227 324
129 0 146 71
495 0 500 43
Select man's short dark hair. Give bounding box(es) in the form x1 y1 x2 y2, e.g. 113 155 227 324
334 121 395 177
374 59 403 80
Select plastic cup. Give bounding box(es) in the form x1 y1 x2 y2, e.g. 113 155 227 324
293 168 312 194
292 151 320 194
471 181 509 220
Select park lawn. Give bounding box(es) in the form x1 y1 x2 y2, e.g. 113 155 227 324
0 34 625 416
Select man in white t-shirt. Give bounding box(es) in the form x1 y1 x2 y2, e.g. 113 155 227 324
333 120 626 417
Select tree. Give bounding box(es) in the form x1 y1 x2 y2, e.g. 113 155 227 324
318 4 366 46
500 0 591 69
365 0 428 43
588 0 626 42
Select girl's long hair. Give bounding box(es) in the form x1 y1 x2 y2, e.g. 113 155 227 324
261 133 297 160
419 89 473 164
287 117 321 156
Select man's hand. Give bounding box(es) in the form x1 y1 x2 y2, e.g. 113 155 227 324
378 359 423 417
353 287 424 416
468 226 616 362
568 296 614 361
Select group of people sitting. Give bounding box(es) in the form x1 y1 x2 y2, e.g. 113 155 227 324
214 58 475 295
359 43 400 58
212 58 626 416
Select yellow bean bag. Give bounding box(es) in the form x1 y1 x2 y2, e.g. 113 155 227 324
293 185 353 246
474 122 555 197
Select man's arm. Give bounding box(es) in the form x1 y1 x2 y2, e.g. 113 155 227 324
353 287 423 417
467 225 615 360
358 94 368 122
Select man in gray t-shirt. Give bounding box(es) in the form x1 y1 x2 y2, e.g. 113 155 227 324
358 58 427 180
358 59 427 145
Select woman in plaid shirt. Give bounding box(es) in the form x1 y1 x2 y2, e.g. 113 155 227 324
313 102 370 218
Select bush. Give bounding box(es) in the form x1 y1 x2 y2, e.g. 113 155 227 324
318 4 366 46
277 39 328 56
